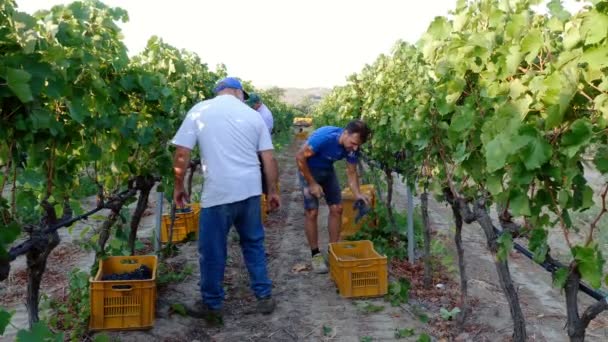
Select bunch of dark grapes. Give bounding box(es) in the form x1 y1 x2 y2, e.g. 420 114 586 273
175 207 192 214
102 265 152 281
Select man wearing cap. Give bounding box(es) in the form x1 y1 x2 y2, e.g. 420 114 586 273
247 92 277 195
171 77 281 320
295 120 371 273
247 92 274 135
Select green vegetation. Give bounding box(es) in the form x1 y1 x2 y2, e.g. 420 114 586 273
314 0 608 339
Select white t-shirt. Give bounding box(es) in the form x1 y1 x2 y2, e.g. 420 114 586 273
257 103 274 134
171 95 274 208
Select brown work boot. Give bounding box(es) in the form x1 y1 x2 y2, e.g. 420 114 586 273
256 297 276 315
185 300 223 325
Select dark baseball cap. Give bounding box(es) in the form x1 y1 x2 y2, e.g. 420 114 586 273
246 92 261 107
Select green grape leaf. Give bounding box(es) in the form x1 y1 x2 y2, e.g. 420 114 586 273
0 222 21 258
6 68 33 103
581 11 608 45
449 108 474 133
426 17 451 40
486 173 503 195
87 144 102 162
547 0 570 21
581 46 608 71
521 135 552 170
595 146 608 174
497 233 513 262
93 334 110 342
553 267 569 289
510 190 531 216
529 228 549 263
560 119 593 158
521 29 543 63
0 309 13 335
16 321 63 341
572 246 605 289
418 333 431 342
67 98 87 124
594 93 608 121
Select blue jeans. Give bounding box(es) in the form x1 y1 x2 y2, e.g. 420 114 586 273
298 167 342 210
198 195 272 309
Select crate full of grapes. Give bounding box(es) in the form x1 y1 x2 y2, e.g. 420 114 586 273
89 255 157 331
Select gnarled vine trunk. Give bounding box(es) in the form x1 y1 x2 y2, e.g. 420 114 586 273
25 199 69 327
383 168 397 234
473 199 527 342
421 191 433 289
564 265 608 342
450 199 468 327
128 176 156 255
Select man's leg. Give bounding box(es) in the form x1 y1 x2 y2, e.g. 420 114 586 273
322 167 343 243
299 171 320 251
327 204 343 243
233 196 272 299
304 208 320 249
198 204 232 310
233 196 275 314
299 171 326 273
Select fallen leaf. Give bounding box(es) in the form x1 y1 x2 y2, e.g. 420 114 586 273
291 263 310 273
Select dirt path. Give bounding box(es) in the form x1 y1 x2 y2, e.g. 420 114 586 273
98 140 430 342
391 177 608 341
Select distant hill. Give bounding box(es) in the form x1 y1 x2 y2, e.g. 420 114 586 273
279 87 332 106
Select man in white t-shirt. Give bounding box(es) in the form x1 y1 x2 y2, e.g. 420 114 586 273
171 77 281 321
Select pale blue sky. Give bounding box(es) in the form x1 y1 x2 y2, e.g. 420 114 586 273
16 0 585 88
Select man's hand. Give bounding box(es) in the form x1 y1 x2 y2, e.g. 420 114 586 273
356 193 371 206
309 183 324 198
267 192 281 211
174 189 190 208
260 150 280 211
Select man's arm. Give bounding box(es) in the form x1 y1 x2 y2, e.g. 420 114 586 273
173 146 191 207
295 143 324 198
295 143 316 185
260 150 281 210
346 162 369 204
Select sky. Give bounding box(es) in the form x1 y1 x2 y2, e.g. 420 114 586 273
15 0 585 89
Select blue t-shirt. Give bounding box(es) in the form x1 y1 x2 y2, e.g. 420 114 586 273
306 126 358 169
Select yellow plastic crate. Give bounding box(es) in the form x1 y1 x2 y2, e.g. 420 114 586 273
160 204 199 243
329 240 388 298
293 117 312 126
191 202 201 216
261 182 280 223
295 130 309 139
341 184 377 239
89 255 158 331
261 195 268 222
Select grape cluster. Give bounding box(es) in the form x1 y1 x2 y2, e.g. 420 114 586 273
101 265 152 281
353 199 371 223
175 207 192 214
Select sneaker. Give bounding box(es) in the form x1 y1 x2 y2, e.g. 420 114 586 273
257 297 276 315
311 253 328 274
185 301 223 325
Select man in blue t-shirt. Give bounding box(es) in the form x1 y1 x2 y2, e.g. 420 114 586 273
295 119 371 273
